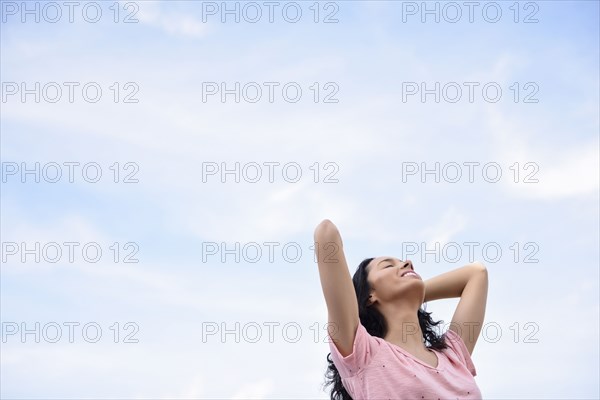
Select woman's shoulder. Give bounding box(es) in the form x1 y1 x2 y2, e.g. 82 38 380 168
328 321 383 377
440 328 477 376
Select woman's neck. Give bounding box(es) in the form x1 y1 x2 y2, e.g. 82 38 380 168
382 307 429 352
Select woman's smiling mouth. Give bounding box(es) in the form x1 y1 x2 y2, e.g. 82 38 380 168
401 271 421 279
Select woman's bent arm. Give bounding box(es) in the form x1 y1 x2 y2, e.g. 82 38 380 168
423 262 484 302
314 219 359 357
423 262 489 355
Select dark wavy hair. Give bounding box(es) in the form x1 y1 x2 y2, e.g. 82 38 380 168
322 257 449 400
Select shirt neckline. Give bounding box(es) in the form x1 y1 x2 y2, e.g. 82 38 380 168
382 339 446 371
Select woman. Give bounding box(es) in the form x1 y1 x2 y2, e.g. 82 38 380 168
314 219 488 400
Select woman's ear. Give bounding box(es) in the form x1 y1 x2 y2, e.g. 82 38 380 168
367 294 375 306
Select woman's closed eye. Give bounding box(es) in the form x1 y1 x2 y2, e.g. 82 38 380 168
385 265 394 268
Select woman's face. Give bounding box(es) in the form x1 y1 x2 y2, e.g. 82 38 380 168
366 256 424 306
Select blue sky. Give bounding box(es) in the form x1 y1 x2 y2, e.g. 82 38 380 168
1 0 599 398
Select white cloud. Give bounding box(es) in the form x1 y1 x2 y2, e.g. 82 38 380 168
171 180 360 243
180 373 205 399
486 106 599 200
419 206 468 245
135 1 210 38
231 379 274 399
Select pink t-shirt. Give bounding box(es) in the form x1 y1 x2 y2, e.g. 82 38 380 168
328 322 483 399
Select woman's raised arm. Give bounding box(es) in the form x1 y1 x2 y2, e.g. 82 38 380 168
314 219 360 357
423 262 489 355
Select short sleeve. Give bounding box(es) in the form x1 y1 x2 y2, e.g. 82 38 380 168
327 322 380 378
444 328 477 376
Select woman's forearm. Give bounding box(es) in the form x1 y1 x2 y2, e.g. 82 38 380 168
423 262 486 303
